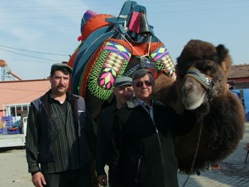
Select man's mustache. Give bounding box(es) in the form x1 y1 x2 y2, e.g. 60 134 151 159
57 84 65 88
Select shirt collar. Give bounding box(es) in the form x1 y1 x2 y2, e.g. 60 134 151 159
127 97 154 109
48 90 70 103
137 98 154 107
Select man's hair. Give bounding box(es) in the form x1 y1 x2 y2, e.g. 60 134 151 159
132 69 154 85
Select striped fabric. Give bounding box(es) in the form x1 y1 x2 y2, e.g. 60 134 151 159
40 98 81 174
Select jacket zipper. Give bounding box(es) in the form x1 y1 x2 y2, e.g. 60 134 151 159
150 106 167 187
135 155 143 183
143 105 168 186
154 126 167 187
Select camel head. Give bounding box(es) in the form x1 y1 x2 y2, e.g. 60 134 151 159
176 39 232 111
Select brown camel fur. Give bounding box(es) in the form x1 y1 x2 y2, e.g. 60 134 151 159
154 39 245 173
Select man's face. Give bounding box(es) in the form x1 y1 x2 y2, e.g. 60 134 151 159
114 85 133 107
50 70 70 96
133 74 153 101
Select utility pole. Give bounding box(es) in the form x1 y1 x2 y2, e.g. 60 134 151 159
0 59 22 81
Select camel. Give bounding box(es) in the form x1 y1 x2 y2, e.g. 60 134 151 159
154 39 245 173
68 1 245 174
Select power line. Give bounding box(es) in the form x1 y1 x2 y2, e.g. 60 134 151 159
0 48 65 62
0 1 248 16
0 44 68 56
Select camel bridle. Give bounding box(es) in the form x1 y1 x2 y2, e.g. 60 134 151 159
184 67 216 100
182 68 211 186
182 67 221 185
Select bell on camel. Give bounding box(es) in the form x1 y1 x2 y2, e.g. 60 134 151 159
139 12 151 35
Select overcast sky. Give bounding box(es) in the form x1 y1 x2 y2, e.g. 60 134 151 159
1 0 248 80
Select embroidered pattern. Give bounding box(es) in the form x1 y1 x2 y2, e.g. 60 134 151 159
87 41 131 100
150 46 176 80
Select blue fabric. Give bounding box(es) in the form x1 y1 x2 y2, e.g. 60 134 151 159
71 27 115 94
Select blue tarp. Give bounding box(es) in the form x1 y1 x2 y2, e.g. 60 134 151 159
242 89 249 121
231 89 249 121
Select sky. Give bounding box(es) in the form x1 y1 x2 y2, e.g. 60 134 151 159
0 0 248 80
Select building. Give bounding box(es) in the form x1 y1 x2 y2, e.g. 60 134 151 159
228 64 249 89
227 64 249 120
0 79 50 118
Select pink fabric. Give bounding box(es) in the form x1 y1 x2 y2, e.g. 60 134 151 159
128 12 140 33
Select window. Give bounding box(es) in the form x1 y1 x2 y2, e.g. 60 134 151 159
4 103 30 118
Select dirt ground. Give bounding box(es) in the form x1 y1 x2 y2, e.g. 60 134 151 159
0 147 33 187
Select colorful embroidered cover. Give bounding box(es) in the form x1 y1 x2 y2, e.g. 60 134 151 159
68 1 176 117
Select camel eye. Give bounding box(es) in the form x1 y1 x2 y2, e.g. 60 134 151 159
206 61 214 71
195 60 214 73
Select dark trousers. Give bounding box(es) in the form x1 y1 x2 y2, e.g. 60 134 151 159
109 170 144 187
44 163 91 187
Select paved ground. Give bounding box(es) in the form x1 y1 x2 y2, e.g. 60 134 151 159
0 147 32 187
0 123 249 187
178 123 249 187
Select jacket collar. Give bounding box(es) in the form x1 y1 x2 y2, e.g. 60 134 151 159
127 97 154 109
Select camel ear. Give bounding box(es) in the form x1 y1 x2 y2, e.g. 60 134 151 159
216 44 229 63
216 44 232 76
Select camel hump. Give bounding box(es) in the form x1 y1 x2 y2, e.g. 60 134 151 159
69 1 176 97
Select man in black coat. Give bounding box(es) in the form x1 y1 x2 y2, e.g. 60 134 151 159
110 69 196 187
96 76 134 186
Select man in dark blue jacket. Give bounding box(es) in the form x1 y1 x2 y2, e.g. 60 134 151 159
26 63 95 187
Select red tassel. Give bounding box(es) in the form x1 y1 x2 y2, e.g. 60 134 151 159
77 35 84 41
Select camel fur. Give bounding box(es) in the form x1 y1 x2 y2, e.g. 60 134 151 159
154 39 245 173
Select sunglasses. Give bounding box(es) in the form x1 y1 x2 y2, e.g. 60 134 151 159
135 80 152 87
